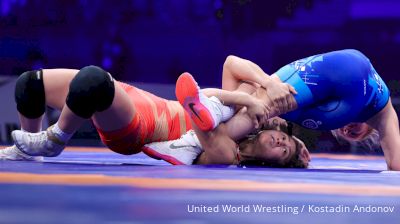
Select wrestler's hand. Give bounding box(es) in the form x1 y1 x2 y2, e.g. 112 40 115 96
292 136 311 166
264 117 288 130
247 97 270 129
263 82 298 115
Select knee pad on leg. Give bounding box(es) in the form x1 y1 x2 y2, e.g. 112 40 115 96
66 65 115 119
15 70 46 119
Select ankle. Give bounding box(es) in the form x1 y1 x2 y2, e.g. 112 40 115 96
209 96 235 123
50 122 74 144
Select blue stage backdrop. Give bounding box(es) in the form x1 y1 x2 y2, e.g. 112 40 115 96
0 0 399 153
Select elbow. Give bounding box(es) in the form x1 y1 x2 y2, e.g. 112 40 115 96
387 156 400 170
224 55 238 68
388 162 400 171
388 165 400 171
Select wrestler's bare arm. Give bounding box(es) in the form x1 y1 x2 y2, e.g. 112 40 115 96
368 99 400 170
203 85 283 141
222 55 274 91
222 55 297 115
202 87 270 130
202 88 269 111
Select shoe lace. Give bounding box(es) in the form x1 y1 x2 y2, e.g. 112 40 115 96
28 132 48 148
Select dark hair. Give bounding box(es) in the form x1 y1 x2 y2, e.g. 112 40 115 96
237 124 307 168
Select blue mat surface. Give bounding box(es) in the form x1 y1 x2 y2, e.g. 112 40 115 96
0 147 399 224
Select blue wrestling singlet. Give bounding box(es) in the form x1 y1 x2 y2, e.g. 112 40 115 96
275 49 390 130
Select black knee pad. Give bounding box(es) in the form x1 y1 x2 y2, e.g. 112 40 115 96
15 70 46 119
66 65 115 119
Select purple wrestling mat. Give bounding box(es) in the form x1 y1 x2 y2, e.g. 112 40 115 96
0 146 399 224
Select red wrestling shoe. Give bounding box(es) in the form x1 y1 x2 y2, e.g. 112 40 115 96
175 73 218 131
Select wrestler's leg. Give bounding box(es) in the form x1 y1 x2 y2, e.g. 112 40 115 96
2 69 78 160
12 66 136 156
18 116 43 133
17 68 135 131
43 68 134 133
90 85 134 132
15 69 79 132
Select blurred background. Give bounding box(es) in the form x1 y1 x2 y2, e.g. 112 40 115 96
0 0 399 154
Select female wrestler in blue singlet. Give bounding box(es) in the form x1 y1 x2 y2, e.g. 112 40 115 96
144 49 398 170
275 49 389 130
217 49 399 170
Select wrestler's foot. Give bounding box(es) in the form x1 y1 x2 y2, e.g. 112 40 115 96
12 126 66 157
176 72 221 131
142 130 202 165
0 145 43 161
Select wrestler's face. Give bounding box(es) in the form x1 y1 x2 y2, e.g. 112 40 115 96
255 130 297 165
337 123 372 141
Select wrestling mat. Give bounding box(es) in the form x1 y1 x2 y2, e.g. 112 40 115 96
0 146 399 224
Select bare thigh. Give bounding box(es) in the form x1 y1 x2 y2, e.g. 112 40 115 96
92 84 136 132
43 69 135 132
42 69 80 110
